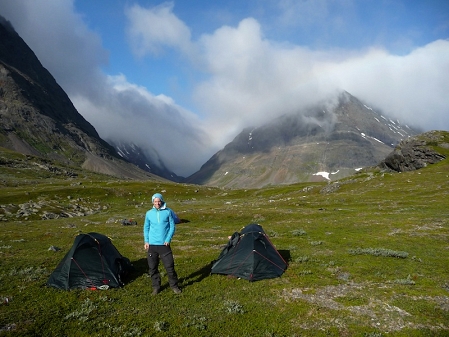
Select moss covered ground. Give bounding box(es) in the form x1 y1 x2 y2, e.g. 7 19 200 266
0 146 448 336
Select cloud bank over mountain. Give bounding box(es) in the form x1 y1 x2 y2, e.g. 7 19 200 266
1 1 448 176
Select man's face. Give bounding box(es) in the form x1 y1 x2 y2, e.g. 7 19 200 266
153 198 162 209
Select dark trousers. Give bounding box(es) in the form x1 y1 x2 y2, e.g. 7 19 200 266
147 245 179 289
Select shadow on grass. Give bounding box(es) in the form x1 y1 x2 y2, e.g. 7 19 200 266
279 250 291 263
179 261 213 287
123 258 149 284
124 258 212 290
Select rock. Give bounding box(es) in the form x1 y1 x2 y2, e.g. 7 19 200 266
379 131 446 172
48 246 61 252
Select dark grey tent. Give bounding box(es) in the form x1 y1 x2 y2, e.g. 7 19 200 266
47 232 133 290
211 224 287 281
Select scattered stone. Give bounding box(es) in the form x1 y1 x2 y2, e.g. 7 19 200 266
48 246 61 252
320 183 340 194
121 219 137 226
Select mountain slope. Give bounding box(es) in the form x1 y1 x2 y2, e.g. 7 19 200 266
187 92 419 188
109 140 184 182
0 17 159 180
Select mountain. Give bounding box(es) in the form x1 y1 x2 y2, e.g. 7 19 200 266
109 140 184 182
187 91 419 188
0 16 423 187
0 16 160 180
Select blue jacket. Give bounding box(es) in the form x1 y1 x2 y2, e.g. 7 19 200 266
143 204 175 245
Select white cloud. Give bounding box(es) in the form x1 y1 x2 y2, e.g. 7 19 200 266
71 74 210 175
329 40 449 130
125 2 195 58
193 20 449 139
194 18 346 142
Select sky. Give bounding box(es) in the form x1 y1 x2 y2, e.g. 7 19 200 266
0 0 448 176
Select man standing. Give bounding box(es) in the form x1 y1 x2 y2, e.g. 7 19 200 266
144 193 181 295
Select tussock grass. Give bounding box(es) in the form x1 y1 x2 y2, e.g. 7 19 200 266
348 247 409 258
0 146 448 336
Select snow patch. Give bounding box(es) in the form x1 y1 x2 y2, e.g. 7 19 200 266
362 133 385 144
313 170 340 181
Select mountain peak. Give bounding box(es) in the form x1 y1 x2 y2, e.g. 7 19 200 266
186 91 419 188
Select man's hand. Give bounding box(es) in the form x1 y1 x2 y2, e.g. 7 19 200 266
144 243 149 250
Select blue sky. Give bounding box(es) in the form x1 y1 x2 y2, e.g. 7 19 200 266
0 0 448 175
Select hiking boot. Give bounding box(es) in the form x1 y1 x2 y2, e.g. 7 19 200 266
171 286 182 294
152 288 160 296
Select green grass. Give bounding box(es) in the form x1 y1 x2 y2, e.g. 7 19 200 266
0 146 448 336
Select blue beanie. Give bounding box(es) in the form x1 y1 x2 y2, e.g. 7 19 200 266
152 193 164 203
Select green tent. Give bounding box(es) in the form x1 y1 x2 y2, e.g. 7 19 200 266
47 232 133 290
211 224 287 281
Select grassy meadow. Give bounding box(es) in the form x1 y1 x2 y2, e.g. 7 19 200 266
0 145 448 336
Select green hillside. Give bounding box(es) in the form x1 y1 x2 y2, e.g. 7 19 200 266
0 137 448 336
